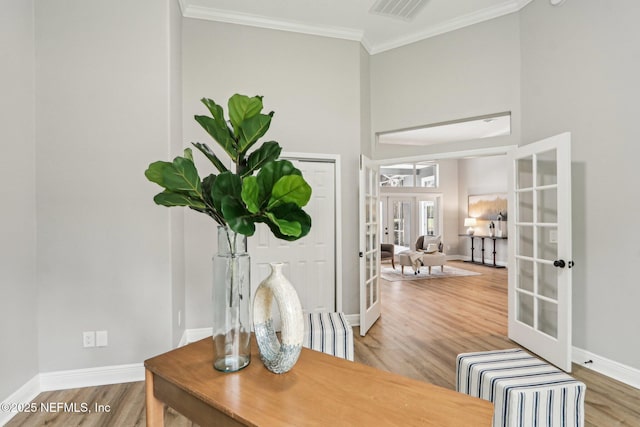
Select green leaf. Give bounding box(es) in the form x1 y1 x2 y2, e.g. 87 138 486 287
256 160 301 200
263 204 312 240
145 157 202 197
145 161 172 186
244 141 282 177
241 176 261 214
268 175 312 209
153 190 206 210
194 115 237 160
201 174 217 207
238 112 273 154
266 212 301 237
221 196 256 236
200 98 234 133
228 94 263 137
160 157 202 197
183 147 194 161
211 171 242 214
192 142 229 174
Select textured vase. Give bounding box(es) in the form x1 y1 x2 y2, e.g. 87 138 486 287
212 226 251 372
253 262 304 374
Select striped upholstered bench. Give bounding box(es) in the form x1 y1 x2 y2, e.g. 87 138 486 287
302 312 354 361
456 349 586 427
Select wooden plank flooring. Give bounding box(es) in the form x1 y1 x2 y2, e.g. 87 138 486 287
356 261 640 427
6 261 640 426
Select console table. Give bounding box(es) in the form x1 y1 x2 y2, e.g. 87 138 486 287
145 338 493 426
459 234 507 268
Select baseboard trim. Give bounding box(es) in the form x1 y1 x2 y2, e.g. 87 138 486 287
178 330 189 347
344 314 359 327
573 346 640 390
0 375 40 426
39 363 145 392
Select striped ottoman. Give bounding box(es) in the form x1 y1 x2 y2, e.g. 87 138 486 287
456 349 586 427
303 312 354 361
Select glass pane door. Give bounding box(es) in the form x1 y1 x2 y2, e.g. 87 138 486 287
508 132 572 371
359 155 381 336
515 150 559 338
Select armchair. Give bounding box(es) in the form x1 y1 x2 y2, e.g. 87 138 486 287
415 235 446 274
380 243 395 269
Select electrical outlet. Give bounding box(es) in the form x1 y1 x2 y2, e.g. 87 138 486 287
96 330 108 347
83 331 95 348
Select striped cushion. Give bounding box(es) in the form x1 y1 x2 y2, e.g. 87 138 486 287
456 349 586 427
303 312 354 361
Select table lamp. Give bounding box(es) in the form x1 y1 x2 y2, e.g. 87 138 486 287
464 218 477 235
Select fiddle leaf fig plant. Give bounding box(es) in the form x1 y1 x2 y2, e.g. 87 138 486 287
145 94 312 240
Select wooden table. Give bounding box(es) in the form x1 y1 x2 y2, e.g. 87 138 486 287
144 338 494 426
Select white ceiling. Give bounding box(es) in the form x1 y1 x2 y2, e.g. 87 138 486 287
180 0 533 54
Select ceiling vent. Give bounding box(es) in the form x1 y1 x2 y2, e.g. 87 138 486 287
369 0 429 22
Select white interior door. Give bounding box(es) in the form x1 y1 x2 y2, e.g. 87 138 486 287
359 155 381 336
507 132 573 372
249 159 336 315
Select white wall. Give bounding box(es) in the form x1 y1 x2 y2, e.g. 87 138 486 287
34 0 181 372
182 19 365 327
457 156 508 265
369 13 521 160
360 45 372 158
520 0 640 370
0 0 38 400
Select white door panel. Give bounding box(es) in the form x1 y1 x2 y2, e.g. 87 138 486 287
249 160 336 319
507 132 573 372
359 155 381 336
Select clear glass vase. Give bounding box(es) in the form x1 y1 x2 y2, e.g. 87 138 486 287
212 225 251 372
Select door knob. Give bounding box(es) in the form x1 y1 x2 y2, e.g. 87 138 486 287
553 259 566 268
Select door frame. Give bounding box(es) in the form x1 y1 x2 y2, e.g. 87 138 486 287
282 152 343 312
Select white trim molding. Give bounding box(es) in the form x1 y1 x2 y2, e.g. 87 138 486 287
181 5 363 43
370 0 531 54
0 365 144 425
344 314 360 327
39 363 145 392
573 347 640 390
0 375 40 426
179 0 535 55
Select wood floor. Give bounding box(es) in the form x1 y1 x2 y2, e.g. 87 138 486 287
6 261 640 426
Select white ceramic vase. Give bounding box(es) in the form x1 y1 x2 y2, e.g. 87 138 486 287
253 262 304 374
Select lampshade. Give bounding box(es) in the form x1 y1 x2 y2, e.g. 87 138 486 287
464 217 476 235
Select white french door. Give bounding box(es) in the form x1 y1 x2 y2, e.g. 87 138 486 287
507 133 573 372
359 155 381 336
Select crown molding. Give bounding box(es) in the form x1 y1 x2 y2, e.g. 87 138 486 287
181 4 364 43
369 0 533 54
179 0 534 55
